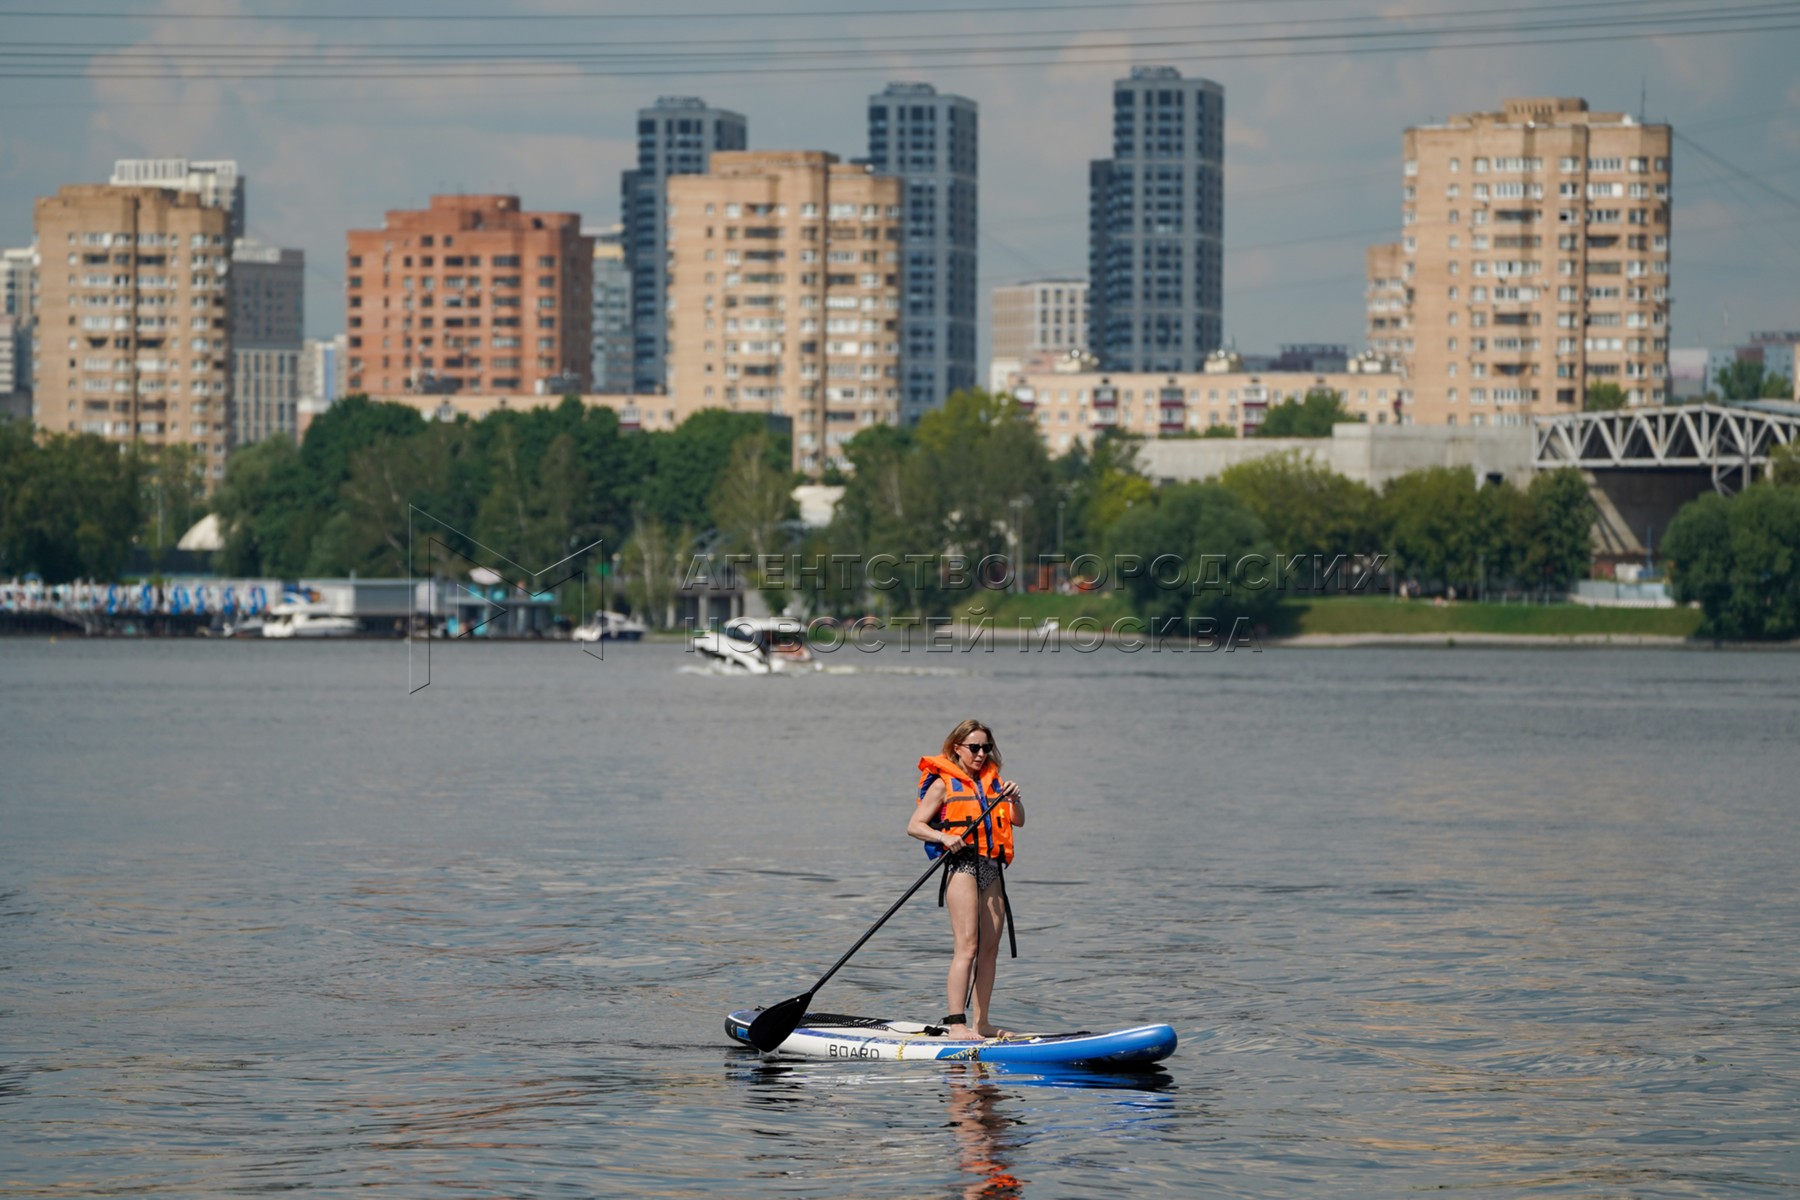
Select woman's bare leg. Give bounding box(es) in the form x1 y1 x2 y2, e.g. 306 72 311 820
943 870 980 1037
966 884 1009 1037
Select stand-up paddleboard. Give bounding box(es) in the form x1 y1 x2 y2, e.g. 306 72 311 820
725 1010 1176 1067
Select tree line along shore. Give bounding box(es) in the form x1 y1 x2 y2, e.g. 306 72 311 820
2 390 1796 641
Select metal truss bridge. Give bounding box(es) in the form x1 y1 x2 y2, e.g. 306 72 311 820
1534 400 1800 493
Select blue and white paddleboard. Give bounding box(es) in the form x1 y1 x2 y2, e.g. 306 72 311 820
724 1010 1177 1068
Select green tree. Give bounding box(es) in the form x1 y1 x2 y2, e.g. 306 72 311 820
913 388 1057 569
136 442 208 571
213 435 317 576
1200 423 1238 438
0 427 143 581
1381 467 1496 592
634 409 782 531
1520 468 1596 589
1217 451 1380 568
316 422 470 576
1715 359 1768 402
1760 372 1793 400
618 509 687 628
1666 485 1800 639
1107 481 1278 629
710 432 799 607
1258 388 1363 438
1584 382 1629 412
1056 434 1152 559
1769 443 1800 489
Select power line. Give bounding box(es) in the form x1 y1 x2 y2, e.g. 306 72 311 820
4 9 1796 80
0 0 1343 23
0 0 1753 56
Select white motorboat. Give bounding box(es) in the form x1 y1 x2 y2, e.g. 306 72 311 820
261 600 359 639
690 616 819 674
571 610 648 642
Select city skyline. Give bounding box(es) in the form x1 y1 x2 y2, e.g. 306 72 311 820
0 1 1794 367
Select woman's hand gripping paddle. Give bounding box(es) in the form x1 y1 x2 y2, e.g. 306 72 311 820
746 788 1010 1053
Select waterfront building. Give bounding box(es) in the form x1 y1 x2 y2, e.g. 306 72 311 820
1087 67 1225 372
622 96 748 393
32 183 234 477
230 239 303 445
866 82 978 420
1382 97 1672 426
343 195 593 399
1001 354 1403 452
110 158 246 239
665 150 903 474
587 224 633 392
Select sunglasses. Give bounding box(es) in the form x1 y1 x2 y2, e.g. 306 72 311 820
961 742 993 754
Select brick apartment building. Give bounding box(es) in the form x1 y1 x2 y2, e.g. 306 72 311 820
344 195 593 399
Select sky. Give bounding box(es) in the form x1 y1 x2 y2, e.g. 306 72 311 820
1 0 1796 363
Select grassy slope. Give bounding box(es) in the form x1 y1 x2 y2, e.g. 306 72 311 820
958 592 1704 638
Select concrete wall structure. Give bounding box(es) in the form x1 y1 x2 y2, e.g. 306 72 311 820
1136 420 1535 490
1388 97 1672 427
665 150 903 475
344 195 592 400
33 184 234 479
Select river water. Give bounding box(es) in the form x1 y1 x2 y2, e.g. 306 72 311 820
2 638 1796 1197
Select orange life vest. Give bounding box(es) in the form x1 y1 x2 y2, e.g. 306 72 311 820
917 754 1015 864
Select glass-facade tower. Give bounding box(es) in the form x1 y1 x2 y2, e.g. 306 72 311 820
867 82 978 421
1088 68 1224 372
622 96 747 393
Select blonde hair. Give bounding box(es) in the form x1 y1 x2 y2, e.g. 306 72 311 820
941 718 1001 770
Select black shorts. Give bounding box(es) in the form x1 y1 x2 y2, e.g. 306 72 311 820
943 848 1003 892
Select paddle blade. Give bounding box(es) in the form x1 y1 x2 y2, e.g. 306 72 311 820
747 992 813 1053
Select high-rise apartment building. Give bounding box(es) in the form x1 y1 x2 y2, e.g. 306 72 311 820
992 278 1088 363
230 239 303 445
343 195 593 399
866 82 977 420
587 224 633 393
622 96 748 393
111 159 246 240
1088 67 1225 373
297 333 347 440
1390 97 1672 426
665 150 902 475
33 184 234 476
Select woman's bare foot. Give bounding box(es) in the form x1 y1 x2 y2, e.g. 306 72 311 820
976 1026 1013 1039
945 1023 977 1039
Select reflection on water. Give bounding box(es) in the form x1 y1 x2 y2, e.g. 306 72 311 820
2 641 1797 1197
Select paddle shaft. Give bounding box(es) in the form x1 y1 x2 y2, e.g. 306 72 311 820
801 786 1012 1001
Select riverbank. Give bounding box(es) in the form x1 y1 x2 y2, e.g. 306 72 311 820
958 593 1708 640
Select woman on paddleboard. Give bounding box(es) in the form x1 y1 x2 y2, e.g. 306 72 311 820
907 718 1025 1040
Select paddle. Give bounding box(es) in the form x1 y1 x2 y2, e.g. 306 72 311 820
746 786 1011 1053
